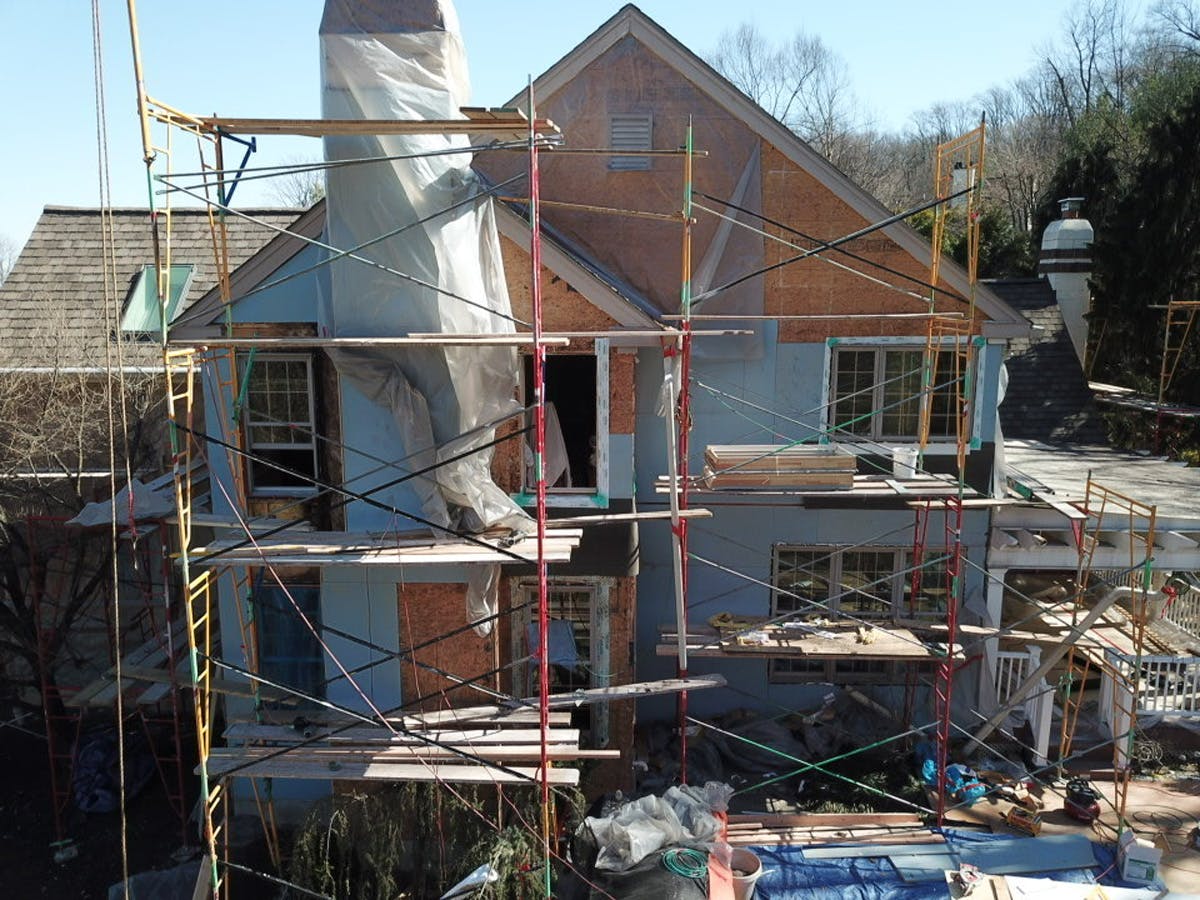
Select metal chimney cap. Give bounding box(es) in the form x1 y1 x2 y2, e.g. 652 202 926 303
1058 197 1086 218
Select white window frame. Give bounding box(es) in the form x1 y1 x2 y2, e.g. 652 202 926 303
769 543 951 683
608 113 653 171
822 337 975 446
239 352 319 497
511 578 612 746
515 339 609 508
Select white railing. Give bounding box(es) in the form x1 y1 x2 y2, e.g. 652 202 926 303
1163 587 1200 641
994 647 1052 764
1108 650 1200 717
995 649 1031 707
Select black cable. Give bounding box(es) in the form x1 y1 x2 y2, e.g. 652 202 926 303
191 420 532 567
692 188 966 304
178 423 535 565
202 652 541 784
693 186 974 307
169 172 526 329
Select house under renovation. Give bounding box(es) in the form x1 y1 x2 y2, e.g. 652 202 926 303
8 1 1200 896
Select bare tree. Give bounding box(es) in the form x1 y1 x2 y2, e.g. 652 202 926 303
708 23 881 189
268 156 326 208
0 305 168 711
1153 0 1200 48
0 235 18 286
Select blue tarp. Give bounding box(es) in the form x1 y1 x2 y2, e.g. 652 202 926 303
751 829 1163 900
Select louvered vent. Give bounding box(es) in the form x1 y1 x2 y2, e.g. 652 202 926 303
608 113 652 171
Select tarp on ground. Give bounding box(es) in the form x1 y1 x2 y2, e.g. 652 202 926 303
749 829 1164 900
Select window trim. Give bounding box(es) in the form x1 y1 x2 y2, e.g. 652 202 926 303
822 337 976 445
514 338 609 508
238 352 320 497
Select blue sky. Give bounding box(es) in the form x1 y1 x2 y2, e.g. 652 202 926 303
0 0 1073 249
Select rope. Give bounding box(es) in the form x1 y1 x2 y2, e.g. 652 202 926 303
662 847 708 879
92 1 131 891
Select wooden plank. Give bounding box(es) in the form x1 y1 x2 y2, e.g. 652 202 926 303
192 114 559 138
210 745 616 763
728 812 921 827
397 674 728 726
204 758 580 785
171 335 572 348
68 621 188 708
223 723 579 745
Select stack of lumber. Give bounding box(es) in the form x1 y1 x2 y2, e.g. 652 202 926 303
701 445 856 490
68 621 191 708
725 812 938 847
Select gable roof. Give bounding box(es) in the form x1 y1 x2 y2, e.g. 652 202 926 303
0 206 304 367
988 278 1108 444
173 198 660 339
508 4 1029 338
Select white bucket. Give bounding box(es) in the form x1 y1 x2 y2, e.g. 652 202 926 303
892 446 919 480
729 848 763 900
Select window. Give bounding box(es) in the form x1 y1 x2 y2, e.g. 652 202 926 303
121 264 194 333
829 346 960 442
773 545 951 621
519 345 609 505
512 580 611 746
255 579 324 702
608 113 652 171
239 353 318 495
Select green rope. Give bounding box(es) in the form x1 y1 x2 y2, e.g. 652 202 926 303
662 847 708 879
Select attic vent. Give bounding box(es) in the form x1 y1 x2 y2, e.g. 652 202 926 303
608 113 652 171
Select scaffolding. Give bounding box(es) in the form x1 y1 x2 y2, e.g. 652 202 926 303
102 7 1172 896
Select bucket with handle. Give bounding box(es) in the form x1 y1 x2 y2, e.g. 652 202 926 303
729 848 763 900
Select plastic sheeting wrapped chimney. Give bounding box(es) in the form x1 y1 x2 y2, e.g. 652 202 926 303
319 0 532 634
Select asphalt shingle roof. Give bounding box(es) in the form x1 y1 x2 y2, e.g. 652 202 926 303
987 277 1108 445
0 206 302 367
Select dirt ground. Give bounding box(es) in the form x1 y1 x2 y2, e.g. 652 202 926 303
0 725 193 898
945 771 1200 892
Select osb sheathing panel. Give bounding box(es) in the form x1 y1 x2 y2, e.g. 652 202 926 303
479 35 975 342
478 36 759 316
501 236 619 334
760 145 969 341
397 582 496 712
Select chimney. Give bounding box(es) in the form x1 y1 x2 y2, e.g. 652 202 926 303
1038 197 1094 367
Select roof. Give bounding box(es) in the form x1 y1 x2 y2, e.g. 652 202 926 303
508 4 1029 339
1004 439 1200 524
0 205 304 366
988 278 1108 444
172 198 661 339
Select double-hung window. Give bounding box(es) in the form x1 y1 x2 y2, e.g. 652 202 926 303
239 353 319 495
829 346 959 442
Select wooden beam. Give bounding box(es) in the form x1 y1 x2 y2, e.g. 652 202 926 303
170 335 572 349
190 114 559 138
223 724 580 745
397 674 728 726
204 758 580 785
210 745 617 763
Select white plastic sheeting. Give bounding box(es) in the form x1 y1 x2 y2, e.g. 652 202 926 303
319 1 532 633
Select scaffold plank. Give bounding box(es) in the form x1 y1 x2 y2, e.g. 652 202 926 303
204 757 580 785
